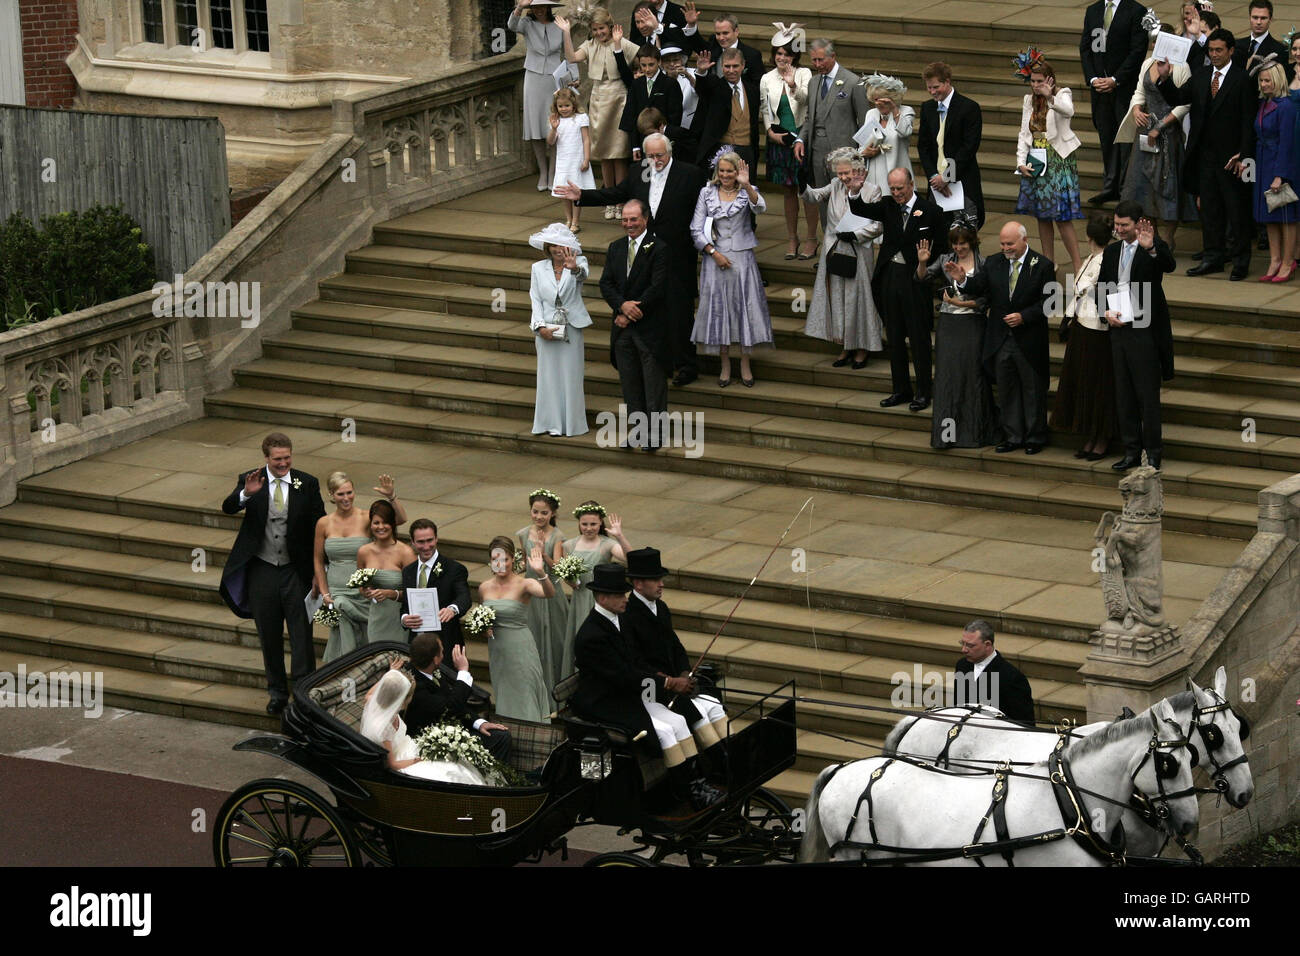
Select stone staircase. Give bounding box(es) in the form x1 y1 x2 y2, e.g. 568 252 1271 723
1 4 1293 806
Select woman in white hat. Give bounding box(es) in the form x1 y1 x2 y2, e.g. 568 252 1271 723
509 0 568 191
528 223 591 436
760 22 818 259
860 73 915 199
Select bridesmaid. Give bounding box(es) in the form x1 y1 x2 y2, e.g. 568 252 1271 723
480 536 554 723
516 489 569 695
314 471 407 661
355 499 415 645
559 501 632 681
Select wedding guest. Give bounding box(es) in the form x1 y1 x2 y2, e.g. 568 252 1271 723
794 39 869 207
1252 60 1298 280
1234 1 1292 81
1101 201 1176 471
681 8 765 80
690 46 760 173
760 24 818 259
508 0 566 192
355 499 415 645
548 87 594 232
1079 0 1148 204
220 432 324 715
860 74 915 200
1117 34 1194 249
1014 59 1084 274
314 472 406 662
399 518 472 651
560 502 632 681
479 536 554 723
946 222 1056 455
918 220 999 449
918 62 986 228
614 43 683 135
556 9 640 220
1051 214 1118 460
1158 30 1257 280
528 223 590 436
801 147 884 369
404 634 511 762
846 166 948 411
658 47 700 154
627 0 689 51
691 153 771 387
517 490 568 694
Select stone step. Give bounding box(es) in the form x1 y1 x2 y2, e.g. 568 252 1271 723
201 387 1258 541
230 357 1294 502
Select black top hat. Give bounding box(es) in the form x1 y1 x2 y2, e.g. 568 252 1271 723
625 547 669 579
586 563 631 594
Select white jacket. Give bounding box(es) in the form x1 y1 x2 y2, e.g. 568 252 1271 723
760 67 813 131
529 258 592 331
1115 57 1191 145
1015 86 1082 166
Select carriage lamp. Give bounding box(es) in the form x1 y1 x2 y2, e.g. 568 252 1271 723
577 738 612 781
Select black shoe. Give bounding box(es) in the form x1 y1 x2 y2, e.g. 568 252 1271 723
741 376 755 388
908 395 931 412
1025 443 1044 455
1186 261 1224 277
718 376 731 388
1230 265 1249 281
1112 455 1141 471
267 699 287 715
995 441 1022 453
880 393 912 408
831 355 852 367
1085 451 1106 461
672 370 698 387
1191 250 1204 261
1148 453 1162 470
688 777 725 812
1088 190 1119 206
1073 448 1089 459
852 358 868 369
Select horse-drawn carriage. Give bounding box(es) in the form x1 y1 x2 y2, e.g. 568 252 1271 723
212 642 801 867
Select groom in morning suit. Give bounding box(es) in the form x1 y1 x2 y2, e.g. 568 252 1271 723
220 431 326 715
404 633 511 762
947 222 1056 454
598 199 673 451
398 519 472 650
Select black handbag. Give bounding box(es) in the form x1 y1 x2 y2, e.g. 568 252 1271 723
826 239 857 278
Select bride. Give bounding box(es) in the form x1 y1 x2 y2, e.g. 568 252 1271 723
360 666 489 786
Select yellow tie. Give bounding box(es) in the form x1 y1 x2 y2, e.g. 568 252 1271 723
628 236 638 274
1103 1 1113 30
419 564 429 588
273 478 285 510
936 107 948 176
1009 260 1021 296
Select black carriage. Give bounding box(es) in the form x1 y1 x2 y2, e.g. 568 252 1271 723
213 642 800 867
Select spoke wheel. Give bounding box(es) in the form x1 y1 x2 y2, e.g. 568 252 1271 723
742 787 794 833
584 851 660 867
213 779 358 868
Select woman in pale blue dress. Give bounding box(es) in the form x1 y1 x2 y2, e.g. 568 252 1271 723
354 499 415 645
528 223 591 437
517 490 568 696
479 535 554 723
313 471 407 661
559 501 633 681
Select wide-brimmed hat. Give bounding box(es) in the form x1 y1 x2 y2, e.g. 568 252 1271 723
528 222 582 254
587 563 631 593
626 547 669 579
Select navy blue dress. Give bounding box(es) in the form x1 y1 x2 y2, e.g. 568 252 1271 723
1254 95 1299 224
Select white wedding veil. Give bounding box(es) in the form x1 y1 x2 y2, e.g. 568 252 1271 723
360 670 413 746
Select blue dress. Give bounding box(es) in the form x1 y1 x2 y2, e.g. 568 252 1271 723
1257 94 1299 223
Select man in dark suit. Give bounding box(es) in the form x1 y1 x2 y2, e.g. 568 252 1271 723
560 138 706 387
687 47 760 170
620 547 728 775
572 564 722 810
847 167 948 411
1099 201 1176 471
627 0 689 51
1233 1 1293 81
947 221 1057 453
1079 0 1148 203
918 61 985 229
600 199 672 451
398 518 471 650
403 633 511 762
681 9 765 83
220 431 326 714
1156 30 1256 279
953 620 1035 723
794 39 869 200
615 44 683 134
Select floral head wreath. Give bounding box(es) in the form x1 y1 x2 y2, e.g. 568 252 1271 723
1012 46 1046 83
573 502 608 520
529 488 561 509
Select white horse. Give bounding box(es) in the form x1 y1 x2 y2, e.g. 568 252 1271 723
799 698 1199 865
878 667 1254 858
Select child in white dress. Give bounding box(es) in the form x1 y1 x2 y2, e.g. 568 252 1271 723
548 86 594 233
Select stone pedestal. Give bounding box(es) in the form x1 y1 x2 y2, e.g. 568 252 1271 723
1081 623 1188 722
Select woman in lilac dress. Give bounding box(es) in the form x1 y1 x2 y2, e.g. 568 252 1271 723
690 153 773 387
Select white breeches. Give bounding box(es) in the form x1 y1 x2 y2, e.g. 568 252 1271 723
644 700 694 753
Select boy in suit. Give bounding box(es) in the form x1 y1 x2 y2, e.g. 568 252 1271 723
615 44 683 134
918 61 985 228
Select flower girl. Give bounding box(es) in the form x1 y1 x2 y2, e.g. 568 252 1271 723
549 86 594 233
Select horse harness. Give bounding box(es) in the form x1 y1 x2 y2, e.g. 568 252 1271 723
1190 695 1251 794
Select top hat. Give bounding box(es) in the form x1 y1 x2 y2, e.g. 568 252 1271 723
586 563 631 593
625 547 669 579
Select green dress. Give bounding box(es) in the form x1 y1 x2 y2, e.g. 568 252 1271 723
484 598 551 723
516 526 569 697
322 536 370 662
560 536 619 682
364 568 407 644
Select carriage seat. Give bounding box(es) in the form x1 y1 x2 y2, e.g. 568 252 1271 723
307 649 405 733
551 671 668 792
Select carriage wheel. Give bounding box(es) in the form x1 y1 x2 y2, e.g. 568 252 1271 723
213 779 359 868
584 851 660 867
742 787 794 832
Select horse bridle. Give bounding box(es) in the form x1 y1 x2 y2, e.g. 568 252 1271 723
1188 693 1251 792
1127 715 1201 818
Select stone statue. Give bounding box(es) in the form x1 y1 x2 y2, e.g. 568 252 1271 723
1095 460 1165 630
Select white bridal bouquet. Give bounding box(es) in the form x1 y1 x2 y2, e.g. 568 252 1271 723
346 568 379 588
412 722 522 786
461 604 496 637
551 553 590 587
313 605 340 627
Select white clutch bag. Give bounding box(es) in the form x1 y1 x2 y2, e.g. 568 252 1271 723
1266 183 1298 213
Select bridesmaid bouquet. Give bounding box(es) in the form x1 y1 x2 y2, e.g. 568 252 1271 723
412 722 524 787
313 605 340 627
552 553 591 587
462 604 496 637
347 568 378 589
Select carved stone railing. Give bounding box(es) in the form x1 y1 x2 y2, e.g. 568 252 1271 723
0 48 528 506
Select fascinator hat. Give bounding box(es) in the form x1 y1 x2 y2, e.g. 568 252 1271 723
1141 7 1163 42
1246 51 1280 77
863 72 907 99
529 222 582 254
1012 46 1046 83
771 21 804 48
